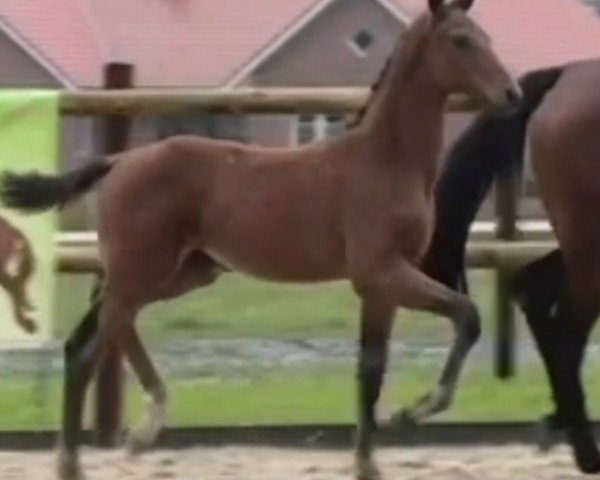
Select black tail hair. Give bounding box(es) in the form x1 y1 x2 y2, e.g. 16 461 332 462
0 158 113 214
421 64 566 292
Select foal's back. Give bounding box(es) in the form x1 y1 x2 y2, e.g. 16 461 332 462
98 134 359 282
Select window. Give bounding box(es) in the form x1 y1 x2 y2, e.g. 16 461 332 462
349 29 375 57
295 114 345 145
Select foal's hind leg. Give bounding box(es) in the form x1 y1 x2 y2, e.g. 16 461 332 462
58 300 102 480
124 252 221 454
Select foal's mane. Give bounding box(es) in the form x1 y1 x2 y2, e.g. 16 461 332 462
347 14 433 129
347 57 393 128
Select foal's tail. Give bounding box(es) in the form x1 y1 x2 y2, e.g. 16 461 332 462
0 158 114 213
421 64 567 292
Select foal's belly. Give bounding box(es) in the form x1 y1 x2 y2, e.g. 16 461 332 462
202 210 347 283
204 237 347 283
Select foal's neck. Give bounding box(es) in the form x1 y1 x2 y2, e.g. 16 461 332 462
359 41 447 185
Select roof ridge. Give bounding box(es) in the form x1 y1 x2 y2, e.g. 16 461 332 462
225 0 334 87
0 11 75 87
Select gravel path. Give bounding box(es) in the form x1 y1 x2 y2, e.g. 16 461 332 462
0 445 589 480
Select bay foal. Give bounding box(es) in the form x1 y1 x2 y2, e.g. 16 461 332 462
0 1 519 478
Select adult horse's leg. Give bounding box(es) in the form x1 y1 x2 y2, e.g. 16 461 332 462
511 250 566 449
549 291 600 473
353 262 481 426
355 300 394 480
511 250 600 472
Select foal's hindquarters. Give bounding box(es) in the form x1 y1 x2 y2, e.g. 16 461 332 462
528 65 600 473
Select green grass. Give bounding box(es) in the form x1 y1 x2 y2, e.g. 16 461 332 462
25 268 594 431
55 270 496 342
6 358 600 430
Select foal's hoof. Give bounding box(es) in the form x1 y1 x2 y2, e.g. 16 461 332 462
355 457 383 480
126 426 155 456
389 409 418 431
57 451 85 480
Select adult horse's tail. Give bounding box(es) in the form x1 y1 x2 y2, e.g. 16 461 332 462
0 158 114 213
421 65 566 291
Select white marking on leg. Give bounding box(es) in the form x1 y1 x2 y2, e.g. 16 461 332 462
3 240 23 278
127 389 167 455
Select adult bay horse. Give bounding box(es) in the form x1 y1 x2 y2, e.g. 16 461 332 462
421 58 600 474
0 215 37 334
0 1 520 478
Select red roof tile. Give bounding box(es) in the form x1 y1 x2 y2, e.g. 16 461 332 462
0 0 321 87
392 0 600 75
0 0 598 87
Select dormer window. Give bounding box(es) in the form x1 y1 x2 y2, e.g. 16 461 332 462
349 29 375 57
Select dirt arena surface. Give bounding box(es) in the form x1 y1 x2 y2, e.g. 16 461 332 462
0 444 592 480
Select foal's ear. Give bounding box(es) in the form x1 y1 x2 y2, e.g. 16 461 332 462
450 0 475 11
428 0 445 13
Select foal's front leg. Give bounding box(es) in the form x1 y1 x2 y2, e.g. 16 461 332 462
354 261 481 425
355 301 395 480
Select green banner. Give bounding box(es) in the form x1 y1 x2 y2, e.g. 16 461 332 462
0 90 59 345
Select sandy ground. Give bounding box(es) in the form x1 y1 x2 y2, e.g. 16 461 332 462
0 444 592 480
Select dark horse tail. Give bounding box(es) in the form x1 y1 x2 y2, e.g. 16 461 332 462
421 65 566 292
0 158 114 213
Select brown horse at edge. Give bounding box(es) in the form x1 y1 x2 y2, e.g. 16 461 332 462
421 58 600 474
0 215 37 334
0 1 520 479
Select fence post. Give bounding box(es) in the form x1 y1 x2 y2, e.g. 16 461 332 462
493 164 520 379
94 62 133 446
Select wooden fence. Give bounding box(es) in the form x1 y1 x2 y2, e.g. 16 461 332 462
50 62 543 444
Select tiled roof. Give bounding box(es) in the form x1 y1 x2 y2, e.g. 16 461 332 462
0 0 597 87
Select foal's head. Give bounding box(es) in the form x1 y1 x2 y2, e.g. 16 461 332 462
408 0 521 110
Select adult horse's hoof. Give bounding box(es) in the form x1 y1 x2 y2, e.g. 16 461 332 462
568 427 600 474
574 451 600 475
57 450 85 480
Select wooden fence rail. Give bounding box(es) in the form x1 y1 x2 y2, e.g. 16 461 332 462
58 88 479 116
55 239 556 274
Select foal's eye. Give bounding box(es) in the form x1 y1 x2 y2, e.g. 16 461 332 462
451 34 471 50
